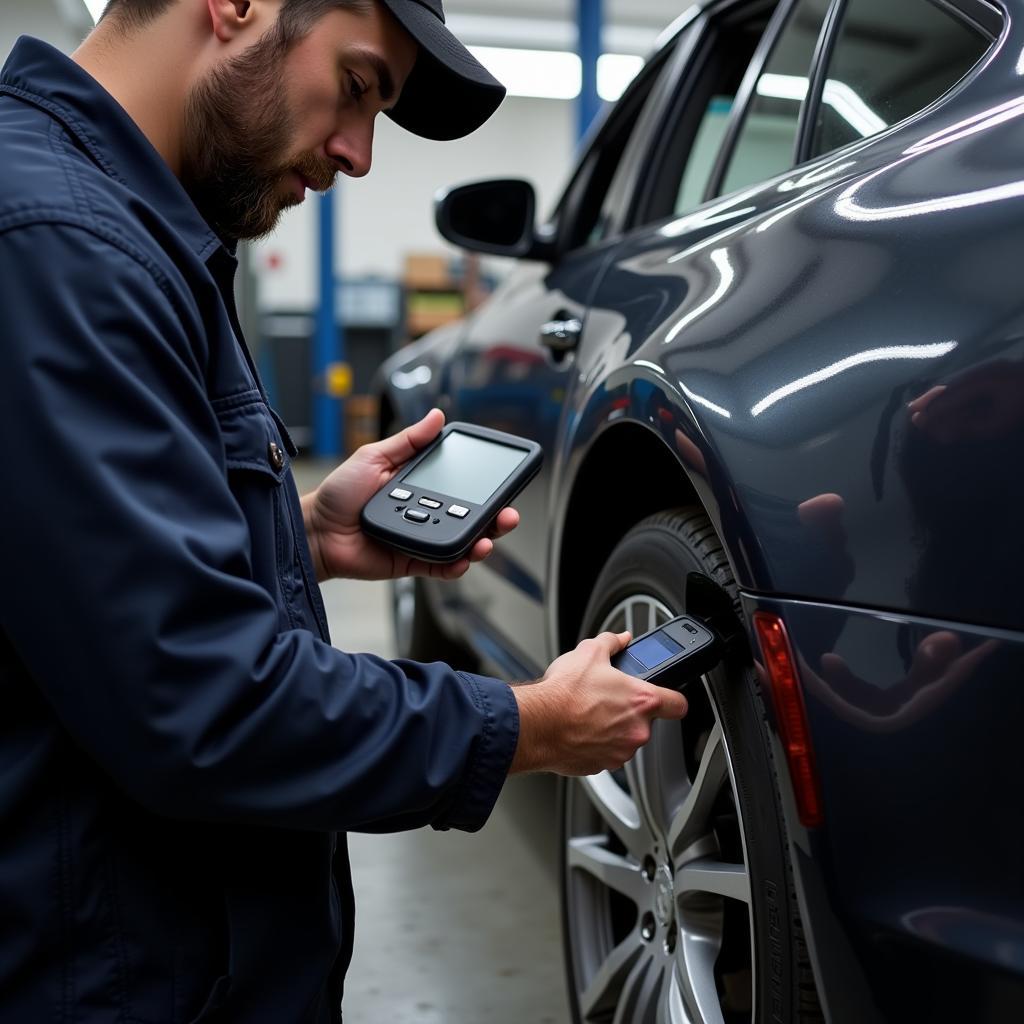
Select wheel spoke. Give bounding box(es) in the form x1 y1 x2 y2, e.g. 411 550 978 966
579 934 646 1021
612 953 665 1024
579 772 648 859
657 967 692 1024
568 835 646 904
676 858 751 904
625 601 636 636
626 717 690 844
667 724 727 860
677 930 726 1024
652 599 670 629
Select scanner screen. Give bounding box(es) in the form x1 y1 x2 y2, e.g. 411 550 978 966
404 431 528 505
629 633 682 670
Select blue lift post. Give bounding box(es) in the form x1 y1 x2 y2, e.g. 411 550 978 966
577 0 603 141
314 189 343 459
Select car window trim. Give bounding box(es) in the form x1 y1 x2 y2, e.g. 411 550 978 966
548 33 683 256
795 0 847 164
703 0 800 202
600 27 700 240
628 0 786 229
930 0 1002 41
798 0 1001 165
619 13 712 232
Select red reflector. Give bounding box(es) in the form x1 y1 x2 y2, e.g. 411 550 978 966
753 612 823 828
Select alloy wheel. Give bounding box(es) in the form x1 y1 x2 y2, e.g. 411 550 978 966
565 594 755 1023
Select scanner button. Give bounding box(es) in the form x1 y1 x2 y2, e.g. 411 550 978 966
404 509 430 524
390 488 413 501
418 498 442 509
447 505 470 519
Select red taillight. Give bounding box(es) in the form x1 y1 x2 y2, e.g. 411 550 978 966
753 612 823 828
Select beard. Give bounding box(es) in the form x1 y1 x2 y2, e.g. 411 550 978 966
181 31 338 241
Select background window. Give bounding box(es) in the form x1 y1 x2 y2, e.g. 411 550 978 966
718 0 832 197
810 0 990 157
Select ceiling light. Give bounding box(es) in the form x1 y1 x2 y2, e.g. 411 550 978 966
468 46 644 103
470 46 581 100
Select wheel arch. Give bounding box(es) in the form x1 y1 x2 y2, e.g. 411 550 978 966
555 419 736 651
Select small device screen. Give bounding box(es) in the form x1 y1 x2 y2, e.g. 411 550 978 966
629 633 683 670
403 431 528 505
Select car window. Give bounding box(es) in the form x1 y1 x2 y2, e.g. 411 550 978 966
636 2 779 225
717 0 833 198
809 0 992 157
675 96 734 213
553 43 677 252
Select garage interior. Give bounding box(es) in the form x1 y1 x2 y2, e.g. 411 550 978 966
7 1 1022 1022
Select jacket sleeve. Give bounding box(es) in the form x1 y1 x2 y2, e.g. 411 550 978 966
0 222 519 834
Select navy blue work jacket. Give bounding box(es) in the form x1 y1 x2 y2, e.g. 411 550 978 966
0 37 519 1023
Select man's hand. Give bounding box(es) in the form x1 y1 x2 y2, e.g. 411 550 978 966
511 632 689 776
302 409 520 582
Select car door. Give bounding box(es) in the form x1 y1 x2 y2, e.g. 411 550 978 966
440 34 696 675
572 0 997 609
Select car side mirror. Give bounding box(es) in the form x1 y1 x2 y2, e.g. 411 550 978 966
435 179 554 261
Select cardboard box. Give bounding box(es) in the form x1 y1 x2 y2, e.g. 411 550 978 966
403 253 452 290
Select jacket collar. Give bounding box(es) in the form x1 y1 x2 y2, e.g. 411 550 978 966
0 35 224 262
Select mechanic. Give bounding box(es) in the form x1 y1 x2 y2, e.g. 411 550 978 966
0 1 689 1021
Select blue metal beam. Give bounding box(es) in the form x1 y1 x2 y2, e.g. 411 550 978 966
577 0 603 141
314 189 343 458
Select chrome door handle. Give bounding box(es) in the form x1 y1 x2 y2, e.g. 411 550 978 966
540 314 583 354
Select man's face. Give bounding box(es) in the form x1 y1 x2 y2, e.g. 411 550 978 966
181 4 418 241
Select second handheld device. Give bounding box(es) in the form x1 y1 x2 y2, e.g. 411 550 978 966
612 615 721 689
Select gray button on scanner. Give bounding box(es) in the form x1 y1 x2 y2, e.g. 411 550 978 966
419 498 442 509
390 488 412 501
404 509 430 524
447 505 470 519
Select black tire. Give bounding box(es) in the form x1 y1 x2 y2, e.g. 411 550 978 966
390 577 479 671
560 507 822 1023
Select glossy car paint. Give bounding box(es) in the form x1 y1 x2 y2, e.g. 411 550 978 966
743 596 1024 1023
377 0 1024 1017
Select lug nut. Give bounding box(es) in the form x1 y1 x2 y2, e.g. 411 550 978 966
642 856 657 882
664 924 677 955
641 912 656 942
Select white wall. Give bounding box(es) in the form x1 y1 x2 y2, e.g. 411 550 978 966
253 94 579 310
1 0 90 56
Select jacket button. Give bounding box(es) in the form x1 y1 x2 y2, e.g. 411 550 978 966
268 441 285 471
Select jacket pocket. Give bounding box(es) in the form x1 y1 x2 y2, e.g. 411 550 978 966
212 392 304 630
214 391 292 483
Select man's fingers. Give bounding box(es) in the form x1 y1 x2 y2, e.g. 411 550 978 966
373 408 445 469
591 630 632 657
650 685 688 720
490 507 520 538
467 537 494 563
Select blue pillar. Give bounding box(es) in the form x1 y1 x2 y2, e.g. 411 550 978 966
577 0 603 142
314 189 343 458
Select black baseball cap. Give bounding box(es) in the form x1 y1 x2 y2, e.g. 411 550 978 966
380 0 506 141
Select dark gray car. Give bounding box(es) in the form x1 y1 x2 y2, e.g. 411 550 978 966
378 0 1024 1020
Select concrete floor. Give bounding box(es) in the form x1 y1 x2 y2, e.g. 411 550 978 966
295 461 571 1024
